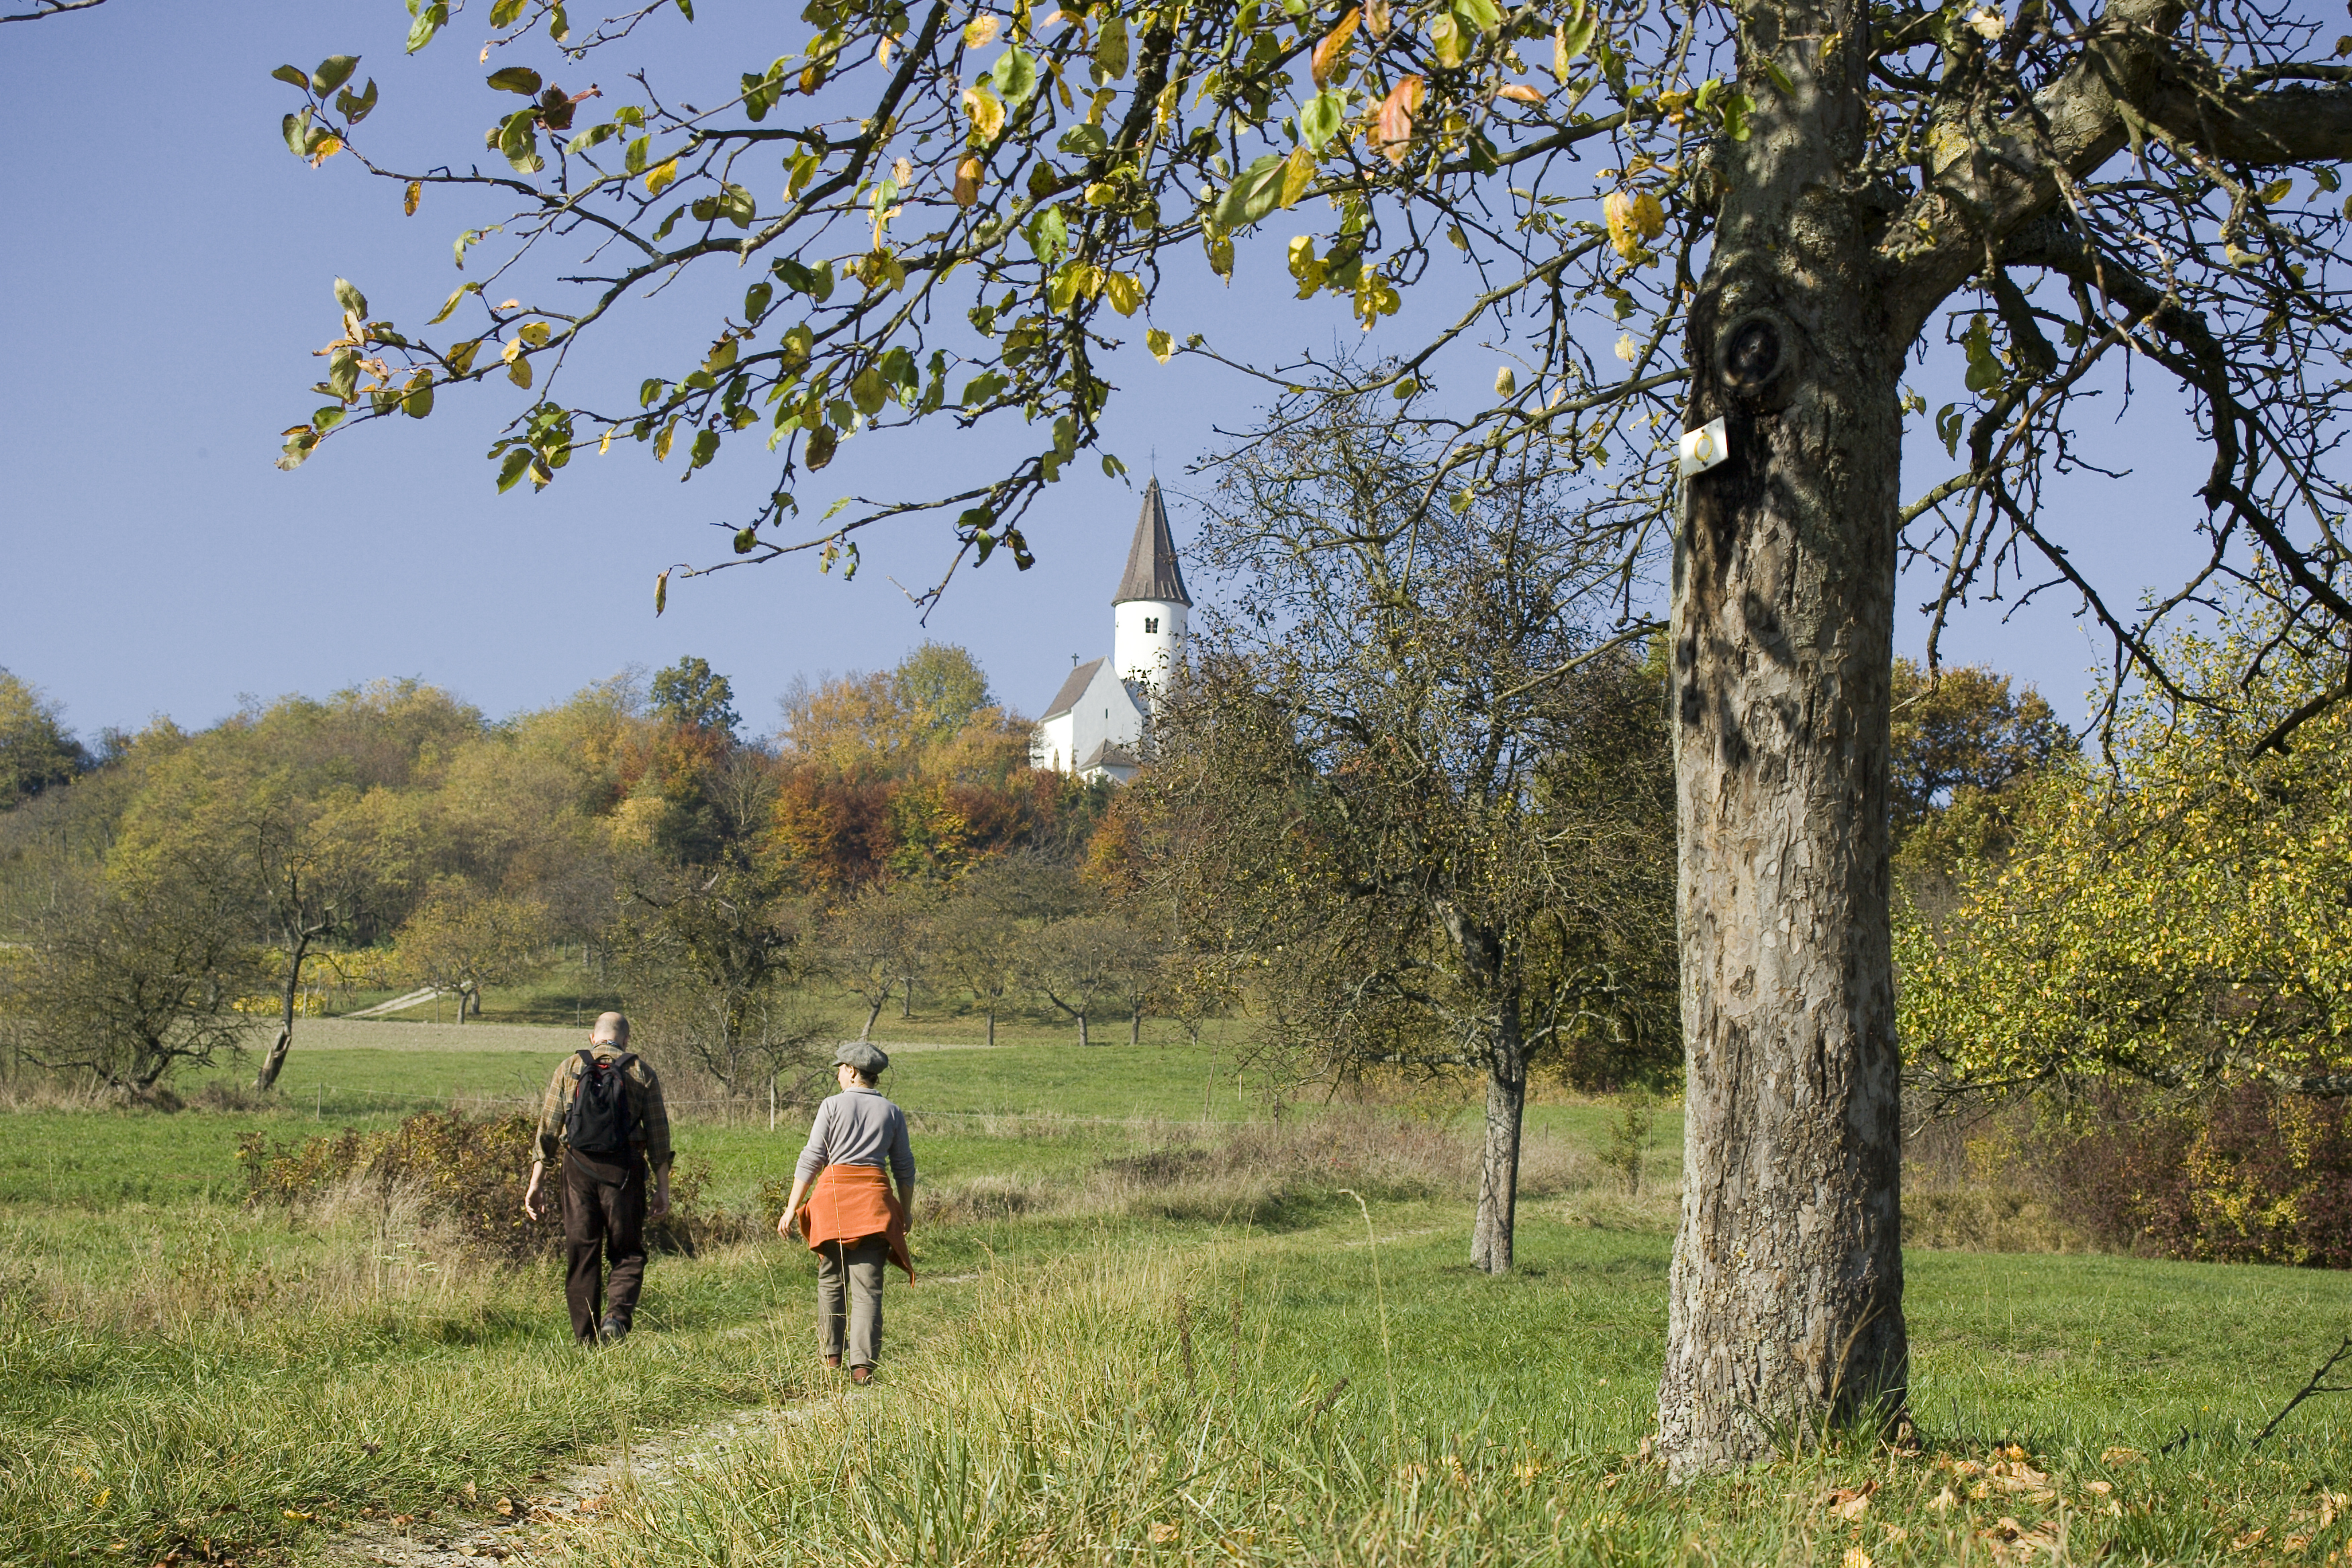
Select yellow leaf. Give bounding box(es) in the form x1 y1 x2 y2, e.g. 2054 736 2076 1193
1496 82 1545 105
954 156 983 205
1279 144 1315 208
644 158 680 196
1494 365 1516 397
963 81 1007 141
404 179 422 216
963 15 1001 48
1146 328 1174 362
1104 271 1144 315
307 136 344 166
654 569 669 616
1312 8 1361 87
518 321 553 347
1365 0 1390 37
507 356 532 389
598 428 616 454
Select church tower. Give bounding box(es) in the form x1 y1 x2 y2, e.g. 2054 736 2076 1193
1111 477 1191 697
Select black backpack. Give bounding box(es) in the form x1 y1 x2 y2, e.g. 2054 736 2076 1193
565 1050 638 1156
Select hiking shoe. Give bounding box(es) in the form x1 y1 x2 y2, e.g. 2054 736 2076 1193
848 1365 874 1386
600 1316 629 1344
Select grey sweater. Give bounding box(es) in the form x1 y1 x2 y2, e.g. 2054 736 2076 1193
795 1084 916 1191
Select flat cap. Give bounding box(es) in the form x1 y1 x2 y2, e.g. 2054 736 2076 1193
834 1040 890 1076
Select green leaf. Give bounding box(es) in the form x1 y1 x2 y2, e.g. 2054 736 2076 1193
1026 204 1069 262
1453 0 1503 34
333 277 369 318
851 366 888 415
487 66 544 95
405 2 446 54
1300 89 1345 151
1763 60 1796 96
428 281 481 324
1213 154 1289 229
743 281 774 323
991 46 1040 105
496 446 536 492
689 428 720 469
271 64 309 89
490 0 528 24
2259 177 2294 205
311 55 360 95
566 121 616 154
401 373 435 418
282 108 314 155
328 347 360 401
1094 15 1130 81
1558 5 1597 63
674 0 693 18
336 78 380 123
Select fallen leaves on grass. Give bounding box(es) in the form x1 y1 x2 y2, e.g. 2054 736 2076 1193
1980 1514 2063 1562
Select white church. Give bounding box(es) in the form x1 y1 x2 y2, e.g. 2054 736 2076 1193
1030 478 1191 784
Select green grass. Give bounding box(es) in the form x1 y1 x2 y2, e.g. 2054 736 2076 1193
3 1036 2342 1566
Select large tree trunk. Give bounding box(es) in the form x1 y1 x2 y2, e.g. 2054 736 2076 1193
1655 0 1908 1479
1469 1018 1526 1275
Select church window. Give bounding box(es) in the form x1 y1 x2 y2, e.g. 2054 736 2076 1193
1143 616 1159 634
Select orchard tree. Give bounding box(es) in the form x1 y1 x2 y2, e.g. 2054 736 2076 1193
1132 394 1677 1273
279 0 2352 1475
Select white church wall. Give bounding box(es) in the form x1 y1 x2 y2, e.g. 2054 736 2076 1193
1114 599 1186 692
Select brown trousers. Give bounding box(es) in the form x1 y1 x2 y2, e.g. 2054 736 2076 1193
562 1148 647 1342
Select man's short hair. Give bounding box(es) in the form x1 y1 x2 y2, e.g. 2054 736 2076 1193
591 1011 630 1045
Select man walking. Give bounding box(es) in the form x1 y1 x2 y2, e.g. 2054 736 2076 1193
779 1040 914 1383
523 1012 672 1344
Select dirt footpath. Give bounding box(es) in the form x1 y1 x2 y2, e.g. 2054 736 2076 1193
322 1397 856 1565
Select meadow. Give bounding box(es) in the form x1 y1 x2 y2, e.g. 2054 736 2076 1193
3 1015 2347 1566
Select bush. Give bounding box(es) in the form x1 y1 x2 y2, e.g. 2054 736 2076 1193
2051 1081 2352 1267
239 1112 559 1258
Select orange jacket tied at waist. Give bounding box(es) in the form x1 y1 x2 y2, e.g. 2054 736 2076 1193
797 1163 914 1282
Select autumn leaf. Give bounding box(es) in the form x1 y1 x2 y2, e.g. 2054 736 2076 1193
1496 82 1545 105
963 15 1001 48
1312 9 1361 87
963 81 1007 142
954 156 983 205
1375 76 1425 164
403 179 422 215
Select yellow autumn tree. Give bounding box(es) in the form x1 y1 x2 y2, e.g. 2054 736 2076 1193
1899 603 2352 1104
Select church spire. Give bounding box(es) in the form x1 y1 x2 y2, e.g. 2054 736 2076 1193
1111 477 1191 607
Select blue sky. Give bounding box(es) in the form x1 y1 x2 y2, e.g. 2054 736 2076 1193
0 0 2217 742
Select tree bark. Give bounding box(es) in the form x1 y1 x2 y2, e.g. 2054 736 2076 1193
1657 0 1908 1477
985 1007 995 1048
1078 1010 1090 1048
1130 1007 1142 1046
1470 1028 1526 1275
255 927 317 1091
860 991 887 1040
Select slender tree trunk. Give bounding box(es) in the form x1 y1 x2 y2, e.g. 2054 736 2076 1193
254 930 312 1091
1657 0 1907 1475
1470 1013 1526 1275
861 992 886 1040
1077 1010 1089 1048
901 976 914 1018
985 1006 996 1048
1130 1006 1142 1047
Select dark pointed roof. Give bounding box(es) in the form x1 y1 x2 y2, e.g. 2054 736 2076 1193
1112 479 1192 607
1040 656 1108 720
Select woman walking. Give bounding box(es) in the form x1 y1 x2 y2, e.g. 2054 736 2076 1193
779 1040 915 1383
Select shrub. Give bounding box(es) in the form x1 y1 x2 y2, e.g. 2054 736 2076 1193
239 1112 558 1258
2050 1081 2352 1267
